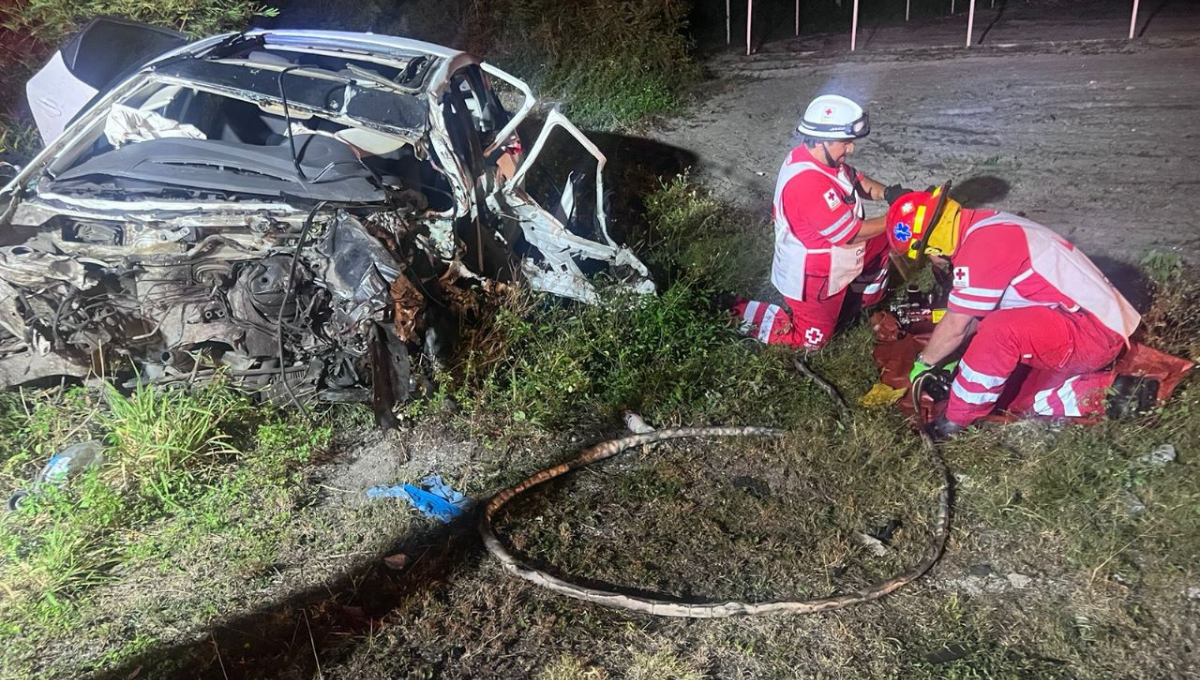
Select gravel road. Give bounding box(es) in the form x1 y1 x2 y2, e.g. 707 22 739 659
653 3 1200 263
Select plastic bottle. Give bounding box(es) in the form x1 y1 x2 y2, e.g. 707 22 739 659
36 440 104 487
6 440 104 510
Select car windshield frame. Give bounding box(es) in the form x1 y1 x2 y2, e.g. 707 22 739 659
150 59 430 139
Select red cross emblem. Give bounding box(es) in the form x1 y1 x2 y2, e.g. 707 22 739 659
824 107 833 116
952 266 970 287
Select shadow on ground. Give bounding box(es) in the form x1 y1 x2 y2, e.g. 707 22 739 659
91 515 482 680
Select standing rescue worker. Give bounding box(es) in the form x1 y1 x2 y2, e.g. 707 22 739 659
734 94 908 349
885 189 1142 439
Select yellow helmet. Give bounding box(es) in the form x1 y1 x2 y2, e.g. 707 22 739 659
885 185 963 260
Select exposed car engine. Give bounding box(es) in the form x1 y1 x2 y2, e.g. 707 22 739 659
0 207 434 407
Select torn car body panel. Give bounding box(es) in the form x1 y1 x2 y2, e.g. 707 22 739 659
0 29 654 402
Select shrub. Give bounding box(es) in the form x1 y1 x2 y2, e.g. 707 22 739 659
643 175 772 293
1138 250 1200 359
478 0 700 129
3 0 278 45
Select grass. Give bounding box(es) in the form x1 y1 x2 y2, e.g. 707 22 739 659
644 174 773 294
0 119 41 160
0 177 1197 679
0 383 345 679
379 177 1198 680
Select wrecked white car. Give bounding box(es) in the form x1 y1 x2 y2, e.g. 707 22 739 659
0 25 653 409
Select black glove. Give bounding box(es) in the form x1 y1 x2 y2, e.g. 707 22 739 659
884 184 912 205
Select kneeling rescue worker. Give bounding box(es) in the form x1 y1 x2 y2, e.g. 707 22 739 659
886 188 1142 440
734 94 909 349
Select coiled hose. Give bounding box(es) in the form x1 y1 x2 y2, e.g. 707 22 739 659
477 368 952 618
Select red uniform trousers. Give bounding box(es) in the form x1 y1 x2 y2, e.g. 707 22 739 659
735 233 890 349
946 306 1125 426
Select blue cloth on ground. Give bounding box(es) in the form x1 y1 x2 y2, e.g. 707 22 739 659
366 475 471 523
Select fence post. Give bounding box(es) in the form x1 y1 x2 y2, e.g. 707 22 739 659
851 0 860 51
726 0 731 44
966 0 976 46
906 0 911 21
796 0 800 35
1129 0 1140 39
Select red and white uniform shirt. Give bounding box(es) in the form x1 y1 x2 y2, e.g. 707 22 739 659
946 211 1141 339
770 146 869 300
942 211 1143 426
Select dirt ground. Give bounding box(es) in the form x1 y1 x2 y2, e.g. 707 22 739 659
653 0 1200 268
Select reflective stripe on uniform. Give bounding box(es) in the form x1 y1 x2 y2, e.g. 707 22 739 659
958 360 1007 389
758 305 780 343
819 211 855 238
956 286 1005 298
1058 376 1082 417
948 293 997 311
827 218 860 245
1032 376 1082 416
951 381 1001 404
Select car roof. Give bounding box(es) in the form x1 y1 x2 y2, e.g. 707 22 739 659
175 29 479 95
244 29 466 61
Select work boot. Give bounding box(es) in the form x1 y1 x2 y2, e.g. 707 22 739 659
1105 375 1160 420
924 415 965 442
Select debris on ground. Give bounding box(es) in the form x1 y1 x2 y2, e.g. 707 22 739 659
382 553 410 571
853 532 889 557
368 475 471 523
1006 573 1033 590
859 382 906 408
6 440 104 510
623 411 655 434
1138 444 1178 468
1122 489 1147 514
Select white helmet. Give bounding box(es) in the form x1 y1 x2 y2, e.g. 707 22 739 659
797 94 870 140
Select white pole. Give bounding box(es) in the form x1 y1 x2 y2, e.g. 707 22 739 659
1129 0 1140 39
796 0 800 35
966 0 975 46
726 0 731 44
951 0 955 14
906 0 911 22
851 0 859 51
746 0 753 56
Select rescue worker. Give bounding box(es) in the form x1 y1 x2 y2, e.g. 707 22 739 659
885 188 1142 439
734 94 909 349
